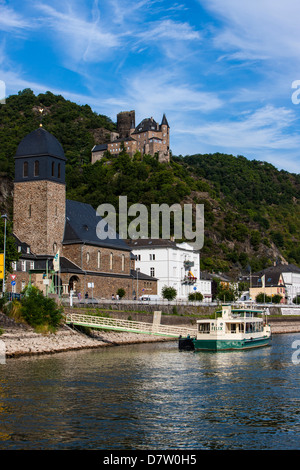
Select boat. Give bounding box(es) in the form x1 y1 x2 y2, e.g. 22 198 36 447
179 304 271 352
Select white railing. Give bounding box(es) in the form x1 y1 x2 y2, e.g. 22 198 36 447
65 313 196 338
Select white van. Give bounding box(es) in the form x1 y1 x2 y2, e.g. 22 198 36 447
139 295 161 302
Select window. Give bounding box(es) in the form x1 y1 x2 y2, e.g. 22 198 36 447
150 267 155 277
12 261 17 271
52 162 55 177
121 254 125 271
21 260 26 272
26 247 30 254
34 160 39 177
23 161 28 177
21 281 25 291
30 261 35 270
97 251 101 269
86 252 90 263
58 163 61 178
110 252 113 270
28 205 31 218
18 246 22 253
149 254 155 260
53 242 57 253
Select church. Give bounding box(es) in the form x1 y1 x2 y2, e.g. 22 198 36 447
8 126 157 300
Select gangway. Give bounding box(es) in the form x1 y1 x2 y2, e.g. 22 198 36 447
65 312 196 338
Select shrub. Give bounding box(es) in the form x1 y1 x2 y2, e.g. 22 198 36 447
116 288 126 299
188 292 203 301
20 287 63 330
162 286 177 301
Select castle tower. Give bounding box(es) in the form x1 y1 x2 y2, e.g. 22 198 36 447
117 110 135 138
13 127 66 255
160 113 170 162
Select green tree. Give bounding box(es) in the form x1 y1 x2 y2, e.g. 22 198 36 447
116 288 126 299
162 286 177 301
20 286 63 330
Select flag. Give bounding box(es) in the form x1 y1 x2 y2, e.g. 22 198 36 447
261 275 265 288
0 253 4 279
53 250 60 272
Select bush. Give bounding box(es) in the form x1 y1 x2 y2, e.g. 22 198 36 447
188 292 203 301
162 286 177 301
20 287 63 330
116 288 126 299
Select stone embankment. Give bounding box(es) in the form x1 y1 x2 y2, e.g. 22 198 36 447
0 312 300 359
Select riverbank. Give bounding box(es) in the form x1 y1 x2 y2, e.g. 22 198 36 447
1 313 300 358
0 313 173 358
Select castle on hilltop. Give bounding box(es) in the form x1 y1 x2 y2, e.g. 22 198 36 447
91 110 170 163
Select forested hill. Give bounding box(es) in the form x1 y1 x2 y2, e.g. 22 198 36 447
0 89 299 275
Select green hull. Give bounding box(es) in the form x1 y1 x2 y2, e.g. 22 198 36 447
193 336 271 351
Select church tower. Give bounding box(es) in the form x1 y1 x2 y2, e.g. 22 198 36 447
13 126 66 255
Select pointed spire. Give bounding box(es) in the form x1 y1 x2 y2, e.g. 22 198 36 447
161 113 169 127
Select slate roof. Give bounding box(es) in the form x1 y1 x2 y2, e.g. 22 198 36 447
92 144 108 152
132 118 159 134
126 238 177 249
252 264 300 287
63 199 131 251
15 127 66 160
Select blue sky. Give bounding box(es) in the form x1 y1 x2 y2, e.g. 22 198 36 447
1 0 300 173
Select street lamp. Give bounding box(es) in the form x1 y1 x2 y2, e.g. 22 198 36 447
136 268 140 301
1 214 7 294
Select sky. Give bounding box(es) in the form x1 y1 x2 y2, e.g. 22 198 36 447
1 0 300 174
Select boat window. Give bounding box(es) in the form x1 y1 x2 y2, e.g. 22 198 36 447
230 324 236 334
198 323 210 334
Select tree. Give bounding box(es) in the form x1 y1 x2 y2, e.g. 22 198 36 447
161 286 177 301
20 286 63 330
116 288 126 299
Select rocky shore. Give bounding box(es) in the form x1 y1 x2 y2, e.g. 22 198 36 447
0 313 173 358
0 313 300 359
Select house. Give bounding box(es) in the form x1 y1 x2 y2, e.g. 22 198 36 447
250 264 300 304
9 125 157 300
126 238 212 301
91 111 170 163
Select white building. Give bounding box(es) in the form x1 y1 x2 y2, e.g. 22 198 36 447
127 239 212 301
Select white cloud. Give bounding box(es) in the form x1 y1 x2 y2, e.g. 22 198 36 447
177 105 300 151
201 0 300 63
0 4 32 32
36 2 120 64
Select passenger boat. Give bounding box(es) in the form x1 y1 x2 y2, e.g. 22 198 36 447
179 304 271 351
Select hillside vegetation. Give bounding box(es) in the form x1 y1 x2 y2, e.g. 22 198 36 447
0 89 299 276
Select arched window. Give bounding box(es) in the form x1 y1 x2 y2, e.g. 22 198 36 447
86 252 90 264
34 160 39 177
23 161 28 177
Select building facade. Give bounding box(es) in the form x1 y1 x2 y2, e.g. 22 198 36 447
91 111 170 164
127 238 212 301
250 264 300 304
9 126 157 300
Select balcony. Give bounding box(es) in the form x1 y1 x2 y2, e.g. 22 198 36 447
182 275 197 285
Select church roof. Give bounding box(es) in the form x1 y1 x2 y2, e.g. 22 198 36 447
63 199 131 251
15 127 66 160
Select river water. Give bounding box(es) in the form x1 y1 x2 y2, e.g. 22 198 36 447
0 333 299 451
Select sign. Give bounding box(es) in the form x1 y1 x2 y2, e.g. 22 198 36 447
11 281 16 286
11 274 16 281
193 286 197 291
88 282 94 288
0 253 4 280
